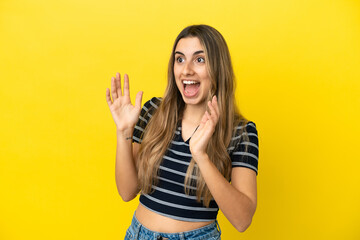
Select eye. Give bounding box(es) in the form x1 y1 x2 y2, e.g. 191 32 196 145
176 57 184 63
196 57 205 63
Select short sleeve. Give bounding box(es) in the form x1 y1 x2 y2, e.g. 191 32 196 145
230 121 259 175
132 97 161 143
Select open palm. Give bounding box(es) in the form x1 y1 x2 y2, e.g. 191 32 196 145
105 73 143 131
189 96 219 159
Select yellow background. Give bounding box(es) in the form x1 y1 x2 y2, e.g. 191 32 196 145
1 0 359 239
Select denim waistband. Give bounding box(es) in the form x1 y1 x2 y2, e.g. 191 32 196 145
126 212 221 240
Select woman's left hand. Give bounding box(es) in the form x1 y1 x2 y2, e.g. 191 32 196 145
189 96 220 161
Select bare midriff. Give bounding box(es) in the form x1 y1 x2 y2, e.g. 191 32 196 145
135 203 215 233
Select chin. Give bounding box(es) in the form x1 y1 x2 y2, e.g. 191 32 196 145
181 94 206 106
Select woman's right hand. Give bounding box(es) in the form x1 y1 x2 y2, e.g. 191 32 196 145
106 73 143 132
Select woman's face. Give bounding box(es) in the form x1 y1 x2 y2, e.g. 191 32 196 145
174 37 211 108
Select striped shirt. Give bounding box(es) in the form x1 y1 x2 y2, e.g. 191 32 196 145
133 97 259 222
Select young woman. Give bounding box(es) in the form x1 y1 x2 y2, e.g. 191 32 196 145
106 25 259 240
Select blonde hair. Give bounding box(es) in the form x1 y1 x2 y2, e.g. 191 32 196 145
137 25 250 207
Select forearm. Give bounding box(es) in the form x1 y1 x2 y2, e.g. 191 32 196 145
115 128 139 202
196 155 256 232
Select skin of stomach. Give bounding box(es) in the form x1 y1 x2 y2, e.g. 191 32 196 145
135 204 215 233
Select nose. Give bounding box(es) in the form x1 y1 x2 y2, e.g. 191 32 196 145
182 61 194 76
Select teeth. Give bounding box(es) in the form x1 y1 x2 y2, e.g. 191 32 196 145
183 80 198 85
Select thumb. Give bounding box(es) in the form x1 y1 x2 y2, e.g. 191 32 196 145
135 91 143 109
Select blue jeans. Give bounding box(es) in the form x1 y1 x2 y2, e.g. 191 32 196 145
124 213 221 240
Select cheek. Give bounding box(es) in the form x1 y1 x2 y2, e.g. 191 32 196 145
202 79 212 95
174 72 182 89
173 64 180 77
200 72 211 87
198 66 209 78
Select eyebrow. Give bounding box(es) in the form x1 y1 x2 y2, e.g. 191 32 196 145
175 50 204 56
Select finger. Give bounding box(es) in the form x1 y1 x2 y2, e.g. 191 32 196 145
105 88 112 107
207 101 218 121
111 77 118 100
212 95 220 115
116 72 122 97
197 113 208 130
124 74 130 97
135 91 143 109
201 111 209 123
205 111 213 122
205 111 215 128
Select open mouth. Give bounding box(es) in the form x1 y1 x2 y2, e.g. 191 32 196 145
182 80 200 97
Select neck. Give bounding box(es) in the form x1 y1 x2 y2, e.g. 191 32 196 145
182 102 207 125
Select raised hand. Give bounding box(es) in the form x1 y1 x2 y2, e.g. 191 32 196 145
189 96 219 160
105 73 143 132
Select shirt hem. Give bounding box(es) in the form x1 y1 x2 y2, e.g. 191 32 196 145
139 201 216 222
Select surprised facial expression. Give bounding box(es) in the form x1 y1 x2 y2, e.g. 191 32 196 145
174 37 211 107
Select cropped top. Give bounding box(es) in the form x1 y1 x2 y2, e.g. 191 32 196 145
132 97 259 222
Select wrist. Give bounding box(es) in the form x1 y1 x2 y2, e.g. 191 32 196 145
116 128 134 140
191 151 209 163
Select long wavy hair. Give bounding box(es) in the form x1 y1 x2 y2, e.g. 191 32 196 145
137 25 250 207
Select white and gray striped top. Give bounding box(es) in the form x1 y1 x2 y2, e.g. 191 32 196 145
133 97 259 222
